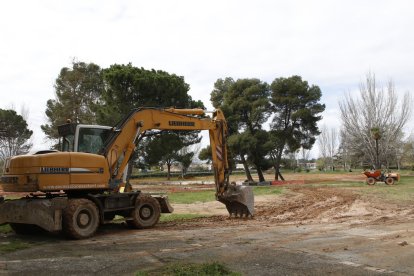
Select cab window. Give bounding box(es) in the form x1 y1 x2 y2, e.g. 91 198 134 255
62 134 74 152
78 128 110 154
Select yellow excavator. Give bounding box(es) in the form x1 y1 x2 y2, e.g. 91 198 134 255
0 108 254 239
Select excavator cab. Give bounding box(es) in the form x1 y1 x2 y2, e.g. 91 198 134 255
58 123 112 154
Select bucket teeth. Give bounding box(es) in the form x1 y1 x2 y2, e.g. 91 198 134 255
227 204 252 218
218 184 254 217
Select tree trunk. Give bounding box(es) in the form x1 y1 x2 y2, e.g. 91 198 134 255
270 150 285 181
274 165 285 181
274 150 285 181
256 167 265 182
240 154 253 182
375 139 379 169
167 164 171 180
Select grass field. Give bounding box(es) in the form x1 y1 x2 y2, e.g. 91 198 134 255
160 171 414 205
160 213 210 222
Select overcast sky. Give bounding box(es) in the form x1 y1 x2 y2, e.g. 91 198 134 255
1 0 413 155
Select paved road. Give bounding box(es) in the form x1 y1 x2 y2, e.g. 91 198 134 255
1 219 412 275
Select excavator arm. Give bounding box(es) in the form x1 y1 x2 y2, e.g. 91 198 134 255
102 108 254 217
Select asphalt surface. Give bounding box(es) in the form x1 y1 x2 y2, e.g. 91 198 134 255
0 219 412 275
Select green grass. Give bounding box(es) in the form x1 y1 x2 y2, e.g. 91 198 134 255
354 176 414 203
3 195 22 200
136 262 240 276
301 175 414 204
307 181 365 188
252 186 284 196
168 186 284 204
0 239 31 253
160 213 210 222
167 190 216 204
0 224 12 234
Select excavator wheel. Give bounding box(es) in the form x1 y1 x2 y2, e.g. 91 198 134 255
62 198 100 239
127 194 161 229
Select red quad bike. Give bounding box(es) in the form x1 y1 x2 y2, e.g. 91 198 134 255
363 170 400 185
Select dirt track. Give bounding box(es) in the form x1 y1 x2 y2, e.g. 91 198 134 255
1 186 414 275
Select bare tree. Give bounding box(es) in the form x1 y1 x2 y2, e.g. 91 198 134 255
300 147 311 162
327 127 338 170
318 125 338 170
401 133 414 169
338 129 353 171
317 125 328 170
339 73 412 169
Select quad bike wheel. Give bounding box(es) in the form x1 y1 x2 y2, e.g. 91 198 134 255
385 177 395 185
366 177 376 185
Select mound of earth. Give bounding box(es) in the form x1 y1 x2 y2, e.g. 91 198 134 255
163 186 414 229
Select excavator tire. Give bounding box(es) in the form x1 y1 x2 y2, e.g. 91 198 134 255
10 223 44 235
62 198 99 239
127 194 160 229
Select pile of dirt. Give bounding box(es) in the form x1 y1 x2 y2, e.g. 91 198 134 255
254 187 359 224
253 186 414 226
162 186 414 230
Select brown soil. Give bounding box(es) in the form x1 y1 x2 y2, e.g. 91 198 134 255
159 186 414 236
2 181 414 275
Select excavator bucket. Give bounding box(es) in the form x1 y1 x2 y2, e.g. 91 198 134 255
218 184 254 217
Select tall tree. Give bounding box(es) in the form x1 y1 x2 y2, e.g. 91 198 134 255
339 73 412 168
145 133 183 180
198 145 212 163
0 109 33 160
175 146 195 178
98 64 204 179
98 63 203 125
211 78 271 182
269 75 325 180
41 61 104 141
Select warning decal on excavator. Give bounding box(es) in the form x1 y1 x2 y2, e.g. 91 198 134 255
216 145 223 161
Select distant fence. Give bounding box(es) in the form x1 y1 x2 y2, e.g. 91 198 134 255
130 170 248 179
130 171 212 179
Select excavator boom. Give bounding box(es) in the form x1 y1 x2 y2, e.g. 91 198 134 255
102 108 254 216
